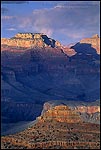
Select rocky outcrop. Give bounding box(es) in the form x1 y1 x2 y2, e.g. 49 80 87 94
15 33 34 39
61 46 77 56
42 101 100 114
38 105 82 123
55 40 61 47
41 101 100 124
1 33 61 48
1 38 34 48
75 106 100 114
80 34 100 54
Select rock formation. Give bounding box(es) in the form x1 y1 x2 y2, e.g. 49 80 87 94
76 105 100 114
15 33 34 39
61 46 77 56
1 33 61 48
1 104 100 149
41 101 100 124
38 105 82 123
80 34 100 54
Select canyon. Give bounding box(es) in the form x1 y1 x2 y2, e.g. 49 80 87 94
1 33 100 124
1 104 100 149
1 33 100 149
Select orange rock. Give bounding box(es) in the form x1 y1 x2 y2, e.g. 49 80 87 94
76 106 100 114
39 105 82 123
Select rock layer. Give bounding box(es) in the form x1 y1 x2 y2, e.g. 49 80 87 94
38 105 82 123
41 101 100 124
1 33 61 48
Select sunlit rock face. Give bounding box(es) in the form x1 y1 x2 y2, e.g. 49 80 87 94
38 105 82 123
76 106 100 114
1 33 61 48
80 34 100 54
41 101 100 124
61 47 77 56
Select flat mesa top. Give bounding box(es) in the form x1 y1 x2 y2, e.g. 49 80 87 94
16 33 44 35
14 33 45 39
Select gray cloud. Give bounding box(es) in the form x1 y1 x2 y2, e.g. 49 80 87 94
31 6 100 38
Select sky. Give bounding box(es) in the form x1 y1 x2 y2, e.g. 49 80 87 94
1 1 100 45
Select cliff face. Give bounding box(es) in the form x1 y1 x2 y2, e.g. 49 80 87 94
80 34 100 54
41 101 100 124
1 104 100 149
76 105 100 114
61 47 77 56
38 105 82 123
1 33 61 48
43 101 100 114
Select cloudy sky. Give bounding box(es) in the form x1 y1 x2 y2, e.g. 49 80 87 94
1 1 100 45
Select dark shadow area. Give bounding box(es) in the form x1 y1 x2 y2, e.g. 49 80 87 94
1 101 43 123
42 35 56 48
71 43 100 59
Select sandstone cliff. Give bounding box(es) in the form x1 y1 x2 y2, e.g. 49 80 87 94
41 101 100 124
38 105 82 123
